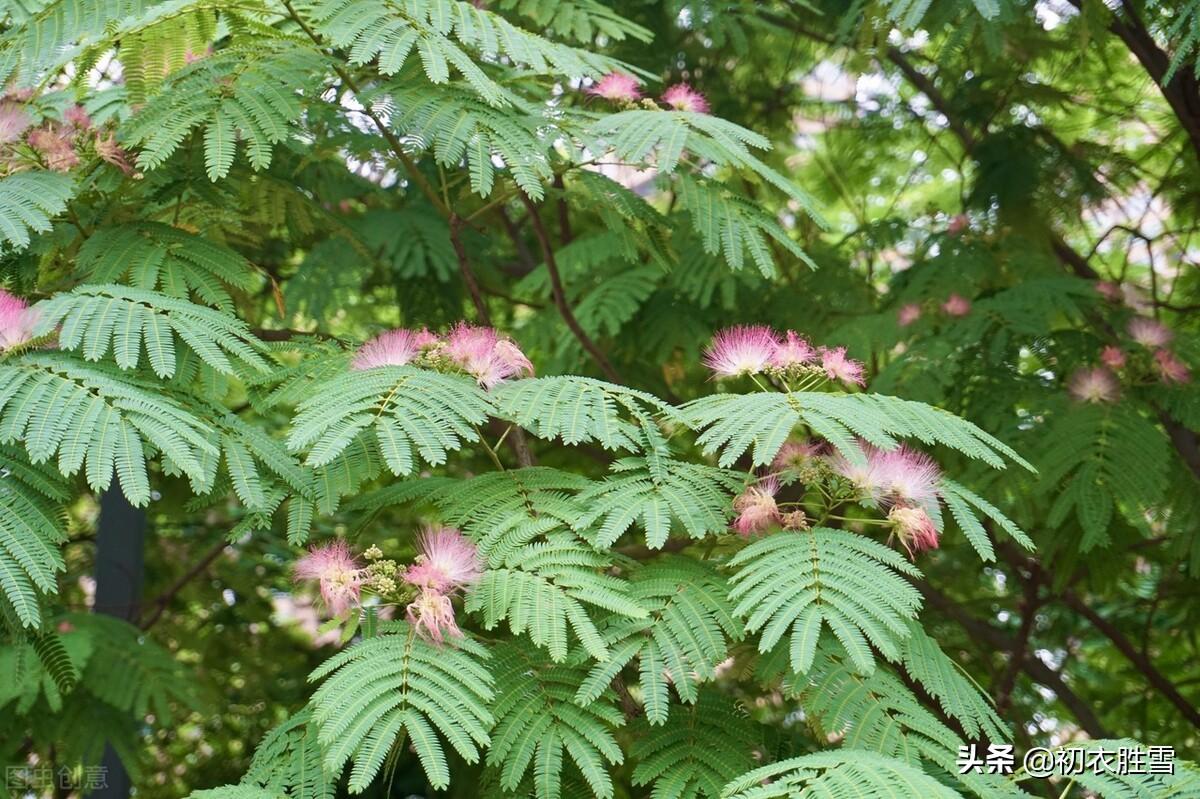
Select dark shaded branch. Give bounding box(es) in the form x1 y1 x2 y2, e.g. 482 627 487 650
919 582 1112 738
1061 591 1200 731
518 193 623 383
139 538 229 630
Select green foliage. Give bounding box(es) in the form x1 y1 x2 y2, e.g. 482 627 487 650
720 750 965 799
308 621 494 791
488 642 624 799
0 171 75 250
728 529 923 675
0 445 67 627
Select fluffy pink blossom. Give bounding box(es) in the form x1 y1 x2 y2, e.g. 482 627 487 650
661 83 709 114
830 442 941 511
294 540 362 617
27 127 78 171
1067 367 1119 404
62 105 91 130
703 325 779 378
93 133 135 175
1154 350 1191 384
888 505 940 556
588 72 641 102
731 476 780 537
947 215 969 236
1100 346 1125 369
0 289 37 351
941 293 971 317
0 102 31 144
897 303 921 327
770 330 816 369
1095 281 1121 301
443 323 533 388
1127 317 1172 349
819 346 865 386
351 328 437 370
406 589 463 644
402 526 482 594
772 440 824 472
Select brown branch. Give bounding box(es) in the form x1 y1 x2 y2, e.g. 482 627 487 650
518 193 623 383
919 582 1112 739
1061 591 1200 731
139 538 229 630
993 564 1042 715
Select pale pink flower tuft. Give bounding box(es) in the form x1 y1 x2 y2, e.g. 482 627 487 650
62 105 91 130
95 133 135 174
1067 367 1119 404
294 540 362 617
0 102 31 144
888 505 940 557
406 589 463 644
772 440 824 472
831 442 941 511
587 72 641 102
703 325 779 378
1127 317 1172 349
0 289 37 351
402 526 482 594
947 215 969 236
897 303 921 327
770 330 816 369
731 476 780 537
1095 281 1121 302
443 323 533 388
1100 346 1125 370
819 346 865 386
661 83 709 114
351 328 437 370
27 128 78 171
941 293 971 317
1154 350 1191 384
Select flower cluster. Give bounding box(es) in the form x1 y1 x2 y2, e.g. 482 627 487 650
293 528 482 645
401 527 481 644
294 540 365 617
1079 317 1192 394
0 289 37 352
895 293 974 327
1 89 135 176
702 326 865 387
1067 367 1120 404
828 441 943 555
352 322 534 389
585 73 709 114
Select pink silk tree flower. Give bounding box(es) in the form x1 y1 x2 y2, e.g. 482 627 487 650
351 328 437 370
897 303 922 327
888 505 940 557
443 323 532 388
1068 367 1120 403
1100 346 1126 369
818 346 865 386
294 540 363 617
1095 281 1121 301
703 325 779 378
772 440 824 472
731 476 780 537
1127 317 1172 349
27 127 79 172
0 102 31 144
941 293 971 317
1154 350 1191 384
588 72 641 102
402 526 482 595
661 83 709 114
95 133 135 174
62 105 91 130
830 441 941 511
770 330 816 369
0 289 37 351
407 589 464 644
